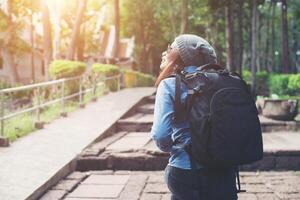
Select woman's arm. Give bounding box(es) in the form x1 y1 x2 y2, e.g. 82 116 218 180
151 79 174 152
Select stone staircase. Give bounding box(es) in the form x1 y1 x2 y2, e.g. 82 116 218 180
76 95 300 172
40 94 300 200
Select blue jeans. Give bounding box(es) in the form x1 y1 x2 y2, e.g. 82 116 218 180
165 165 238 200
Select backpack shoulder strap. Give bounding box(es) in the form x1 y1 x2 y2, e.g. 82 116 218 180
174 73 185 122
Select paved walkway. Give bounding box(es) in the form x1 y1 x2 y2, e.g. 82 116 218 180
0 88 155 200
39 94 300 200
41 170 300 200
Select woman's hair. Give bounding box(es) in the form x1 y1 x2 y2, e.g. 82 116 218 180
155 56 184 87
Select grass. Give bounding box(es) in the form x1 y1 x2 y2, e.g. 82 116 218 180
295 171 300 176
2 84 106 142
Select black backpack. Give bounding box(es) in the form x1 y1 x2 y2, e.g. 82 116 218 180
173 64 263 192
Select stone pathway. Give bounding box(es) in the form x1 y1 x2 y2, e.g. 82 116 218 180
41 170 300 200
0 88 155 200
39 93 300 199
76 99 300 171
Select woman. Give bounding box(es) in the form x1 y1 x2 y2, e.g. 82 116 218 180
150 34 238 200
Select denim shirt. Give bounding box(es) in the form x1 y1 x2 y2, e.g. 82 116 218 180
151 66 202 170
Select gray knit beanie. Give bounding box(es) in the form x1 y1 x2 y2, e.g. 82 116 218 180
171 34 217 67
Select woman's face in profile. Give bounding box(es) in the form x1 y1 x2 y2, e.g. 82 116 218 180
160 44 180 70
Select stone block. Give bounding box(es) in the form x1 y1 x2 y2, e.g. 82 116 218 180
140 193 162 200
241 184 273 193
66 172 88 180
148 174 165 183
52 179 79 192
82 174 129 185
143 183 169 194
161 193 172 200
275 156 300 170
118 175 148 200
76 156 108 171
67 184 125 198
256 193 280 200
60 112 68 117
79 103 85 108
89 170 114 175
106 134 151 151
237 193 258 200
241 156 275 171
39 190 67 200
34 121 44 129
0 137 9 147
275 192 300 199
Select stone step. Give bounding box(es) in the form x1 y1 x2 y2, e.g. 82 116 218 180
147 95 156 104
117 113 153 132
117 112 299 133
137 104 154 114
259 115 300 132
77 131 300 171
41 170 300 200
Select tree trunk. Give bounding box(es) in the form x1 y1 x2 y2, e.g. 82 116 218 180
257 9 262 72
30 13 35 82
67 0 87 60
168 0 177 38
1 49 18 84
53 2 61 59
237 0 244 75
180 0 188 34
251 0 257 96
281 0 289 73
77 22 85 61
42 0 53 80
271 0 276 72
114 0 120 58
265 1 272 72
225 4 235 71
5 0 19 83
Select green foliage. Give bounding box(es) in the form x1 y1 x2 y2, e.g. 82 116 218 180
242 70 269 95
242 70 251 83
122 69 155 88
288 74 300 95
49 60 86 98
0 10 9 31
92 64 120 91
49 60 87 79
0 80 11 90
5 112 35 141
136 72 155 87
92 64 120 76
0 80 32 100
256 71 269 96
269 74 292 96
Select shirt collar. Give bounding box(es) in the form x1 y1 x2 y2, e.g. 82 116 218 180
183 66 198 73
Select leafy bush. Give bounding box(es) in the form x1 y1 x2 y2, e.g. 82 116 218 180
92 64 120 77
0 81 32 101
288 74 300 96
49 60 86 98
242 70 251 83
136 72 155 87
122 69 138 88
49 60 86 79
122 69 155 88
0 80 11 90
256 71 269 96
269 74 291 96
92 64 120 92
242 70 269 95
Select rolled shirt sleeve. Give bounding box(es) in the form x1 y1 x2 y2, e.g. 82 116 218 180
151 79 174 152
